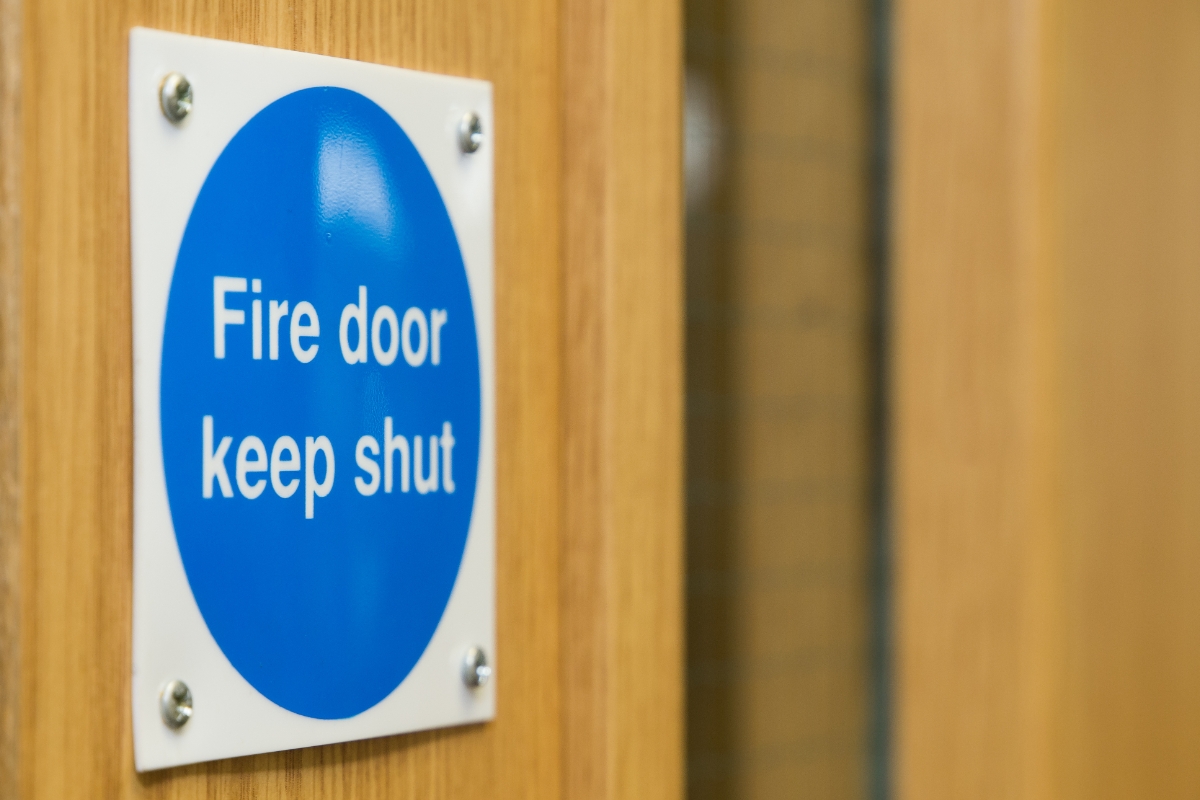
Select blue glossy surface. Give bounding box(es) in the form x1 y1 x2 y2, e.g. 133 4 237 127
160 88 481 719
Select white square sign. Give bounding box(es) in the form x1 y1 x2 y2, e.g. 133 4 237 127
129 28 495 771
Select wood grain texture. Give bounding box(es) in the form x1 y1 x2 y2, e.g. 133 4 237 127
0 0 21 795
1053 2 1200 796
895 0 1200 797
560 0 684 798
893 0 1063 794
14 0 567 797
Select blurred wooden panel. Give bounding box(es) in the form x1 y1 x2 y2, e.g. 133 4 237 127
0 0 20 795
684 0 876 796
1055 1 1200 796
2 0 680 797
895 0 1200 797
892 0 1051 794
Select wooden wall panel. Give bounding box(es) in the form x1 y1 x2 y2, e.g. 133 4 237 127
683 0 876 797
893 0 1054 794
12 0 570 798
895 0 1200 797
2 0 684 795
0 0 21 796
560 0 684 796
1054 2 1200 796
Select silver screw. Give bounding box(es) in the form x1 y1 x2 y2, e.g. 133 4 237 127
160 680 193 729
461 645 491 688
457 111 484 153
160 72 193 123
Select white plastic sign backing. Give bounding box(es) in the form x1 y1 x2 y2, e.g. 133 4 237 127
129 28 495 771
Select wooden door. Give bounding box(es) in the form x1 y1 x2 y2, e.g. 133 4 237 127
0 1 682 798
895 0 1200 797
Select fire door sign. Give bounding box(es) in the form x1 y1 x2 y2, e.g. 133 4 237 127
129 28 495 771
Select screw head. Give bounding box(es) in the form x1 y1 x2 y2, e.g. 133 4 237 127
159 72 193 123
457 111 484 153
461 645 492 688
160 680 193 729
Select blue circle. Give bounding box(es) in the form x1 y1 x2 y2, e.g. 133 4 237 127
160 87 481 719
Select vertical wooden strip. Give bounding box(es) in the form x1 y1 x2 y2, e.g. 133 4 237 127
0 0 20 794
892 0 1061 797
609 1 683 796
561 0 684 797
561 0 614 793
